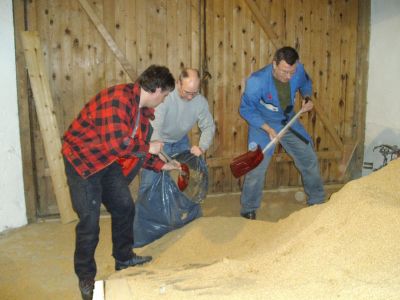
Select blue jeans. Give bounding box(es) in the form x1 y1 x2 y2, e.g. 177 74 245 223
138 135 190 194
64 159 135 280
240 131 325 214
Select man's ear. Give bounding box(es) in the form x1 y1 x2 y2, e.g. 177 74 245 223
272 61 277 70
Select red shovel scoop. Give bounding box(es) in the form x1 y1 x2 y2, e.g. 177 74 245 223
230 145 264 178
230 109 304 178
160 149 190 191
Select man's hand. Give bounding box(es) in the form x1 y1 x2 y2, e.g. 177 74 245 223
161 160 181 171
149 140 164 155
302 97 314 112
190 145 203 157
261 123 277 140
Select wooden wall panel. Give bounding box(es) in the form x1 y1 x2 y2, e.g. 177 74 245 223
17 0 198 216
204 0 365 193
14 0 369 217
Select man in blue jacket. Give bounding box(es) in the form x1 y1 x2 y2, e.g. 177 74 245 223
239 46 325 220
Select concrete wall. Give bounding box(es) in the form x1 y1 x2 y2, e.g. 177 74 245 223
363 0 400 175
0 0 27 232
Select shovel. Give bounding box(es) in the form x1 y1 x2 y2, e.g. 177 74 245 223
160 149 190 191
230 108 305 178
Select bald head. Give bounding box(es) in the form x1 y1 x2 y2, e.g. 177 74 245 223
177 68 201 100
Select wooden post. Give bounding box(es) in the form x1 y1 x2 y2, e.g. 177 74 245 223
13 0 38 223
20 31 76 224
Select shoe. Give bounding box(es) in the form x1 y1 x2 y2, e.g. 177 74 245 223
115 253 152 271
79 278 94 300
241 211 256 220
307 200 324 206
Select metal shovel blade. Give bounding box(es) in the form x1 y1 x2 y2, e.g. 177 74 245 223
230 145 264 178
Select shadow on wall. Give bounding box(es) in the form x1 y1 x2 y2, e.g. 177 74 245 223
362 126 400 176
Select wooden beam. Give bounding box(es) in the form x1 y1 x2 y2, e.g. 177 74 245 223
77 0 137 80
350 0 371 178
313 103 344 150
13 0 38 223
207 150 342 168
20 31 76 224
243 0 282 49
338 141 358 180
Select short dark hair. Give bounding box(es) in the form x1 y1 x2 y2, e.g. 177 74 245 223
273 47 299 65
137 65 175 93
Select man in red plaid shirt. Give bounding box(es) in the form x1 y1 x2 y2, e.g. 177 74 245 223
62 65 179 300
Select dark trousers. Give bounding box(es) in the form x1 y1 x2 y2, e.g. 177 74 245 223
64 159 135 280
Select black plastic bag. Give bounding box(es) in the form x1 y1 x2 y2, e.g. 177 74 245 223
133 150 208 248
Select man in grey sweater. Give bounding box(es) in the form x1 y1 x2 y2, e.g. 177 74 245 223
139 68 215 193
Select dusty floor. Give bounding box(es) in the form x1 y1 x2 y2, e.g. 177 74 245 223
0 182 370 300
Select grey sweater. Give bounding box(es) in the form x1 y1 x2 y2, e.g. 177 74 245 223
150 88 215 151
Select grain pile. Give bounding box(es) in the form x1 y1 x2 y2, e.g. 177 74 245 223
106 159 400 299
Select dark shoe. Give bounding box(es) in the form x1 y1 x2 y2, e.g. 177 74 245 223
115 253 152 271
307 200 324 206
241 211 256 220
79 278 94 300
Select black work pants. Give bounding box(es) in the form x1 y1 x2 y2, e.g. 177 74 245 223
64 159 135 280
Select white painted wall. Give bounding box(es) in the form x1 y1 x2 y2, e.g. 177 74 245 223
0 0 27 232
363 0 400 175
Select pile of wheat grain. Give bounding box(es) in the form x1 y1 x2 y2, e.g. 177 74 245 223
107 159 400 299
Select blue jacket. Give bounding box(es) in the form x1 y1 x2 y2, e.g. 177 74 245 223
239 63 312 155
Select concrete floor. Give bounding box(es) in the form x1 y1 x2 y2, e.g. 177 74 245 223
0 185 341 300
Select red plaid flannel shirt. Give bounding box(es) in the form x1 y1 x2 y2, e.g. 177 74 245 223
62 83 164 178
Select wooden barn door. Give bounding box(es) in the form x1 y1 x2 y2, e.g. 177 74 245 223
15 0 201 218
14 0 368 219
201 0 366 194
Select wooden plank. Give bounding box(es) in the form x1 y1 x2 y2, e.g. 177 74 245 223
135 0 147 73
70 0 87 130
189 0 201 148
351 0 370 177
13 0 38 222
190 0 201 68
232 0 245 157
210 0 226 192
157 0 167 65
125 0 138 79
20 31 76 224
343 0 358 140
212 0 225 160
203 0 217 159
177 0 190 69
77 0 137 80
327 0 342 152
223 0 233 191
31 0 57 216
237 0 251 157
102 0 117 86
206 150 342 168
114 0 128 83
166 0 179 72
